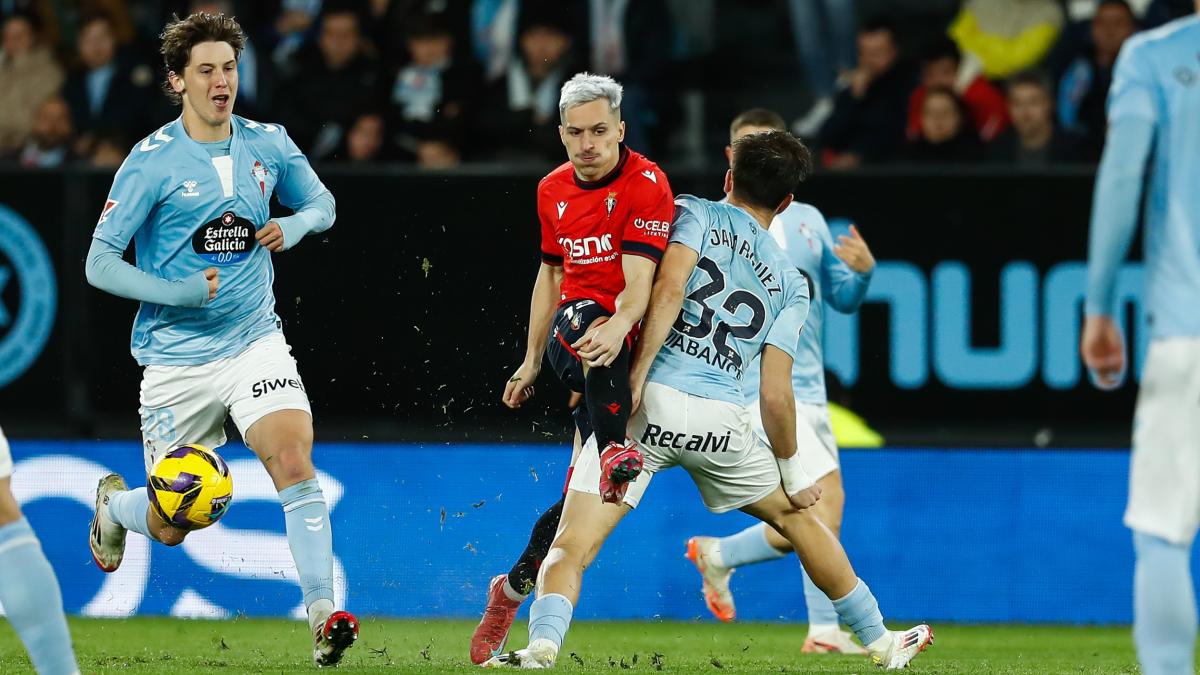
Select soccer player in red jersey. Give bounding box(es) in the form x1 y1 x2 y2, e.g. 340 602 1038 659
469 73 673 664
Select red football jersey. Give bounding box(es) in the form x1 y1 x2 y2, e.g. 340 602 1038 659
538 146 674 313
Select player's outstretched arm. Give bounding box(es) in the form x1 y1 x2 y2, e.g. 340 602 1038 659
759 345 819 509
85 237 216 307
826 223 874 313
629 242 698 412
503 262 563 409
575 255 658 368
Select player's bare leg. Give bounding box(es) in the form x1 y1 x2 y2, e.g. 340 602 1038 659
470 430 585 664
483 489 632 668
741 487 932 669
246 409 357 667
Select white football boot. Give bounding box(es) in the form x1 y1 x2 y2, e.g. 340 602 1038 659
685 537 736 622
89 473 128 573
870 625 934 669
481 638 559 669
802 627 869 655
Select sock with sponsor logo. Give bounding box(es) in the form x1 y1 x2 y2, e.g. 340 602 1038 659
506 498 565 600
0 518 79 675
279 479 336 619
528 593 574 649
830 579 888 649
106 487 154 539
584 344 632 451
716 522 788 568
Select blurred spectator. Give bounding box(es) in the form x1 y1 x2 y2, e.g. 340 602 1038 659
341 109 388 161
475 12 578 162
267 0 322 77
87 132 127 167
366 0 472 68
949 0 1064 79
788 0 858 137
907 37 1008 143
62 12 154 154
1057 0 1136 156
0 0 58 46
900 86 985 162
277 6 382 159
390 12 480 166
587 0 672 154
0 12 63 154
989 70 1086 165
7 95 75 167
471 0 520 81
818 18 914 168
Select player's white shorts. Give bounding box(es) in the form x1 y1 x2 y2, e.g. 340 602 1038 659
569 382 781 513
138 332 311 473
0 426 11 479
748 399 839 481
1125 337 1200 546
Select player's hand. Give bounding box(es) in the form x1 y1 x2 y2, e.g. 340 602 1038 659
256 221 285 252
503 362 539 409
833 224 875 273
1081 315 1126 390
787 484 822 511
203 268 219 301
573 318 630 368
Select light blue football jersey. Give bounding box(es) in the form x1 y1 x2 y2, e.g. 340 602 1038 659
93 115 327 365
1088 16 1200 337
740 203 871 404
647 195 811 405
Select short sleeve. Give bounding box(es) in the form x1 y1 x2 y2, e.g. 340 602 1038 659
275 127 328 210
620 166 674 263
763 268 811 359
538 184 563 266
666 195 706 255
1107 38 1159 125
93 155 157 250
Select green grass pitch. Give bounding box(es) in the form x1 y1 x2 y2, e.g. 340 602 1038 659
0 618 1155 673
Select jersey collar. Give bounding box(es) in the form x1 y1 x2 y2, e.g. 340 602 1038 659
572 144 630 190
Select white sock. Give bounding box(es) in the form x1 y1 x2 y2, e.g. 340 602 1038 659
502 577 528 603
867 631 893 654
807 622 839 637
307 598 335 633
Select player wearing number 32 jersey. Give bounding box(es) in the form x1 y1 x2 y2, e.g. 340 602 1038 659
487 131 932 669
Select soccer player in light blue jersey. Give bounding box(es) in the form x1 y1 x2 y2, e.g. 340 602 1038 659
82 13 357 667
1081 5 1200 675
486 131 931 670
0 426 78 675
685 110 877 655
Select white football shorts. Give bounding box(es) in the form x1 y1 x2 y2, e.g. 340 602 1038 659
1125 336 1200 546
570 382 781 513
0 426 11 479
138 332 311 473
748 399 839 482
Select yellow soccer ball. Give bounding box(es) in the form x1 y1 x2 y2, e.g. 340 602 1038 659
148 444 233 530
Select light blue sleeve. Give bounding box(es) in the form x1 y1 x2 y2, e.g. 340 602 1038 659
1085 40 1158 318
763 268 811 360
273 127 335 249
668 195 707 254
817 218 871 313
85 237 210 307
92 155 156 250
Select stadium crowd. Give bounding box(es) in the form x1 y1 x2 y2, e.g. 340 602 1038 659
0 0 1193 170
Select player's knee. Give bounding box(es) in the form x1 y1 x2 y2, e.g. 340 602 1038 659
0 487 22 525
265 442 315 486
156 526 188 547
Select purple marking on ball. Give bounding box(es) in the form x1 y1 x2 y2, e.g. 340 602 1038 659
166 446 196 460
170 472 200 492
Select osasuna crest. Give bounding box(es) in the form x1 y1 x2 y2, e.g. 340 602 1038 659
605 191 617 218
251 161 269 196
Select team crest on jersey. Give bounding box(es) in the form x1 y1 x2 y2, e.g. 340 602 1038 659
251 161 269 196
181 180 200 197
604 191 617 218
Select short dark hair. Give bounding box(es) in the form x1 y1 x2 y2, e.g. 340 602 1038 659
79 10 115 33
920 36 961 67
1097 0 1135 17
1007 69 1053 97
858 16 897 39
729 108 787 139
730 130 812 211
159 12 245 105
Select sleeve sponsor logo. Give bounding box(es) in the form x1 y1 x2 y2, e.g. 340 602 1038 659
97 199 119 225
633 218 670 236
